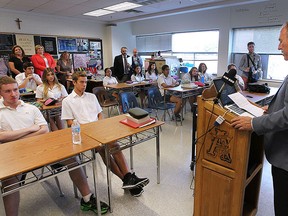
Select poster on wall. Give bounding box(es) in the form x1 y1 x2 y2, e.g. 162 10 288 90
15 34 35 55
73 53 90 69
58 38 77 52
89 41 101 50
41 37 57 55
0 34 14 51
76 39 88 52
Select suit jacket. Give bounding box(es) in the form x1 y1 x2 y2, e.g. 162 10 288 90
253 75 288 171
113 54 125 80
31 53 56 77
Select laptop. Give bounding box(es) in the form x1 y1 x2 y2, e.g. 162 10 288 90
213 78 254 117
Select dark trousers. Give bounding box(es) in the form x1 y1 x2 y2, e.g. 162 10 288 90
272 165 288 216
119 74 129 83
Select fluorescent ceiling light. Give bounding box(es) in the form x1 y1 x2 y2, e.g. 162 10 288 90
104 2 142 12
84 9 114 17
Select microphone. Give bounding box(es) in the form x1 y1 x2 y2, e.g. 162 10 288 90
221 69 237 86
215 69 237 104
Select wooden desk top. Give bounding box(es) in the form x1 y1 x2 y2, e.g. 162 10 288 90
241 87 278 104
164 85 204 92
82 115 164 144
67 78 103 83
0 128 101 180
106 81 155 89
20 92 36 97
41 103 62 110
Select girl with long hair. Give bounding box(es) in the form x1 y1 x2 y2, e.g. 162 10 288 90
36 68 68 131
145 62 158 81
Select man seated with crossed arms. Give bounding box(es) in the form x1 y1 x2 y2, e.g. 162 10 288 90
15 62 42 91
0 76 109 215
61 71 150 197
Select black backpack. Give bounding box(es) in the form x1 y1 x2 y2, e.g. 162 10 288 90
247 83 270 93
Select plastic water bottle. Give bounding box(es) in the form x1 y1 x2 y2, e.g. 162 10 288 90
71 119 81 144
200 74 205 83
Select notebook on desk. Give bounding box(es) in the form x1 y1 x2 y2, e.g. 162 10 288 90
213 78 255 117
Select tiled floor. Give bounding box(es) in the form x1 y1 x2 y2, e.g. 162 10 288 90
14 109 274 215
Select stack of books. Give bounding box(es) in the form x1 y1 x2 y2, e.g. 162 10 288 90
120 108 156 128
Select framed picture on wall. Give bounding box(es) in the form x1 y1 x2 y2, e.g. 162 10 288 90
58 38 77 52
76 39 88 52
0 34 15 51
41 37 57 55
89 40 101 50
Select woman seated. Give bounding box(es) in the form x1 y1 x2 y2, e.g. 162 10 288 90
131 66 146 107
182 66 199 83
145 62 158 81
198 62 213 83
36 68 68 131
182 67 200 111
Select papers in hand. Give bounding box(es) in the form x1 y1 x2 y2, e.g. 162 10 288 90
228 92 264 117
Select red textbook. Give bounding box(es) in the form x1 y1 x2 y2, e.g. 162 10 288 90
120 117 156 128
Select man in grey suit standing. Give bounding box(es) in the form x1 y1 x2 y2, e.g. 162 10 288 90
231 22 288 216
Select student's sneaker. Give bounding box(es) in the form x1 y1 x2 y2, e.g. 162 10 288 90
129 186 144 197
122 172 150 189
172 114 183 122
80 194 109 214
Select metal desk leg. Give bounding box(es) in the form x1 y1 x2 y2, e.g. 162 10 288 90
156 126 161 184
129 136 134 172
105 145 113 213
180 92 183 126
190 103 197 171
91 149 102 216
0 181 6 216
163 89 166 121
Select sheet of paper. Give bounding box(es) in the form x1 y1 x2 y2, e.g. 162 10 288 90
228 92 264 117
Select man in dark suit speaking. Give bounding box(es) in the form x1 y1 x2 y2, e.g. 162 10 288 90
231 22 288 216
113 47 131 82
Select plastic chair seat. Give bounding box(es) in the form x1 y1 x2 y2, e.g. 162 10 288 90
147 87 175 122
92 87 120 117
119 91 139 113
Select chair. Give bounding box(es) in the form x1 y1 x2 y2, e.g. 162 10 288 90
147 87 175 121
92 87 120 117
119 91 139 113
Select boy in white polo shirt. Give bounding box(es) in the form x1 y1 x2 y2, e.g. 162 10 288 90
62 71 149 197
15 62 42 91
0 76 48 216
0 76 109 215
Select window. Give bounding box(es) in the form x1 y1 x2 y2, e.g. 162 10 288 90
136 30 219 74
232 26 286 80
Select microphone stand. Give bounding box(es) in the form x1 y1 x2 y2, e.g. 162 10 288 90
213 82 226 107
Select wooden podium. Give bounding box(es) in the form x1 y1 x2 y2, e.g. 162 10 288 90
194 96 264 216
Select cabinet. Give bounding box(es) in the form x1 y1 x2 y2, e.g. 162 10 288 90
194 97 264 216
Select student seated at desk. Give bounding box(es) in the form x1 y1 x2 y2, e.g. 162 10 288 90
131 65 146 107
227 63 245 91
0 76 109 215
182 67 200 111
158 64 182 122
103 67 119 101
15 62 42 91
36 68 68 131
145 62 158 81
62 71 150 197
